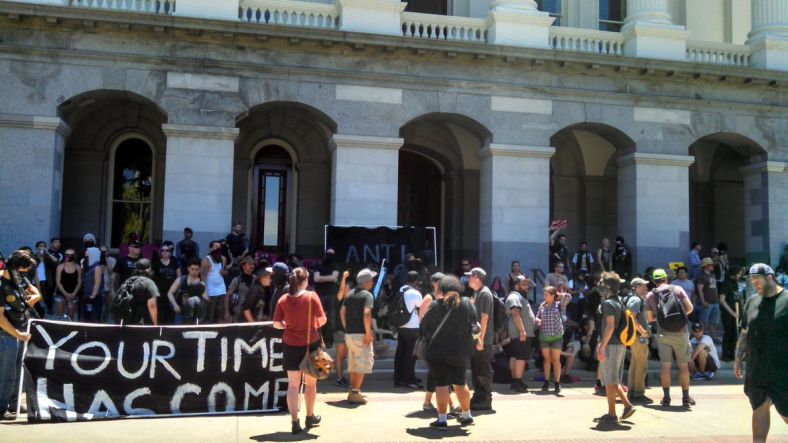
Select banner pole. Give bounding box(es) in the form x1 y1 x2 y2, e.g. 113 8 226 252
15 320 32 419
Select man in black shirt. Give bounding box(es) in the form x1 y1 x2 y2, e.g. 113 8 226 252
225 222 249 264
176 227 200 270
735 264 787 443
118 259 160 325
0 250 40 420
241 267 272 322
224 257 256 323
113 240 142 292
314 249 339 345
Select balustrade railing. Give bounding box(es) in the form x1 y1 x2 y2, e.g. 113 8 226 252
238 0 338 29
68 0 175 15
401 12 487 43
549 27 625 56
686 41 751 67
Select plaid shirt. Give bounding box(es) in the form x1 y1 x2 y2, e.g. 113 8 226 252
536 301 566 337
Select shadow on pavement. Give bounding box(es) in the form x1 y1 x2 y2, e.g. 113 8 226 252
642 404 691 413
324 400 361 410
250 431 319 442
590 421 633 432
405 410 435 419
406 426 471 439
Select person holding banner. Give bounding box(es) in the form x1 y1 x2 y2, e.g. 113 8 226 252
273 267 327 434
0 250 40 420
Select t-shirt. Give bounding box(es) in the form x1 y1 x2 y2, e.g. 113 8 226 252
420 297 478 365
228 273 255 312
740 290 788 389
314 264 338 300
545 273 569 291
225 233 248 258
152 259 179 295
600 297 624 346
343 288 374 334
241 282 267 321
646 284 690 334
114 256 140 286
125 276 160 325
695 272 719 304
401 285 423 329
1 274 32 330
473 286 494 346
626 295 649 333
505 291 536 339
177 276 206 304
273 291 324 346
671 278 695 301
690 334 720 368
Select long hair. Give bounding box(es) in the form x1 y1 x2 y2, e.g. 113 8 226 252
289 267 308 291
438 275 464 309
6 249 37 271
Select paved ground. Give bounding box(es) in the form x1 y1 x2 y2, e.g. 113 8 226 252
3 369 786 443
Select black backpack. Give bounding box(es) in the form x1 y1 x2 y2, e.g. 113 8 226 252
113 276 142 324
492 293 508 333
654 285 688 332
388 285 415 328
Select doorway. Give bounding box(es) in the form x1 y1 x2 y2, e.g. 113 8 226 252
253 145 293 253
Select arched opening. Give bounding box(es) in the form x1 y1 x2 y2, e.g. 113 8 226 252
549 123 634 263
689 133 767 264
59 90 167 249
399 113 491 269
235 102 336 258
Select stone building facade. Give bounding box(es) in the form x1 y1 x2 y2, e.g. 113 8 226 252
0 0 786 277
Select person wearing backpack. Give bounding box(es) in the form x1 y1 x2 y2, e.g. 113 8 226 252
114 259 160 325
394 271 424 389
166 258 206 325
645 268 695 408
626 278 651 403
595 271 636 424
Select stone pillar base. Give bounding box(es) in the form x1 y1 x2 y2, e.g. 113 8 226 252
748 35 788 71
487 9 554 49
338 0 407 36
622 21 691 61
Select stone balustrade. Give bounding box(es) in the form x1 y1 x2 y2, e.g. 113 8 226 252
686 41 751 67
401 11 487 43
239 0 338 28
549 27 625 56
68 0 175 14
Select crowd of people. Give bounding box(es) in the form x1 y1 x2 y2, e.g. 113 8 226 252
0 226 786 441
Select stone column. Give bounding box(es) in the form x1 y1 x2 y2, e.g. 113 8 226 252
0 114 70 253
479 144 554 278
740 161 788 265
748 0 788 71
617 153 694 272
338 0 407 36
161 124 239 249
622 0 690 61
487 0 555 48
176 0 238 20
329 134 402 227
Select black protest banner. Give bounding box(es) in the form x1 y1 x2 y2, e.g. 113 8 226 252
325 226 437 267
23 320 287 422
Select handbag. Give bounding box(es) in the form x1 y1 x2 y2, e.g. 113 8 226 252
298 292 334 380
414 306 453 361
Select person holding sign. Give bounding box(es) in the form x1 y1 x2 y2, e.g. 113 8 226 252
0 250 40 420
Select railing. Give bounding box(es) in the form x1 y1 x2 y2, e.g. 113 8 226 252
549 27 625 56
401 12 487 43
686 41 751 67
67 0 175 15
238 0 339 29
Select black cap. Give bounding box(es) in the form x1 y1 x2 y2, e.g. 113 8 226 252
691 322 702 331
129 240 142 248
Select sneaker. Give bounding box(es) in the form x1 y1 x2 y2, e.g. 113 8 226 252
1 411 15 421
305 415 321 428
517 380 530 392
621 406 636 420
682 396 696 407
447 407 462 418
594 414 618 423
704 371 715 381
594 386 606 396
422 403 437 412
457 416 474 427
291 419 304 434
429 420 448 430
690 372 705 381
554 383 561 395
541 381 550 392
348 390 367 405
405 383 424 390
660 397 671 406
334 377 349 387
510 381 527 393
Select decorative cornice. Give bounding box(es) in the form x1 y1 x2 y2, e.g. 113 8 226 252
329 134 403 152
617 153 695 167
0 113 71 137
478 144 555 160
161 124 239 140
739 161 787 174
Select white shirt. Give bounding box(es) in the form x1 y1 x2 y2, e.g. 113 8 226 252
690 334 720 368
37 262 47 282
401 285 423 329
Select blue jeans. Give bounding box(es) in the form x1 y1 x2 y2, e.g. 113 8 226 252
0 332 21 414
699 303 721 325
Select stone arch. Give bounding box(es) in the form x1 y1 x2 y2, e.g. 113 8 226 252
59 89 168 249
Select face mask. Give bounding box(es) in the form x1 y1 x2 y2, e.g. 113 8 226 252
211 250 222 260
65 256 74 262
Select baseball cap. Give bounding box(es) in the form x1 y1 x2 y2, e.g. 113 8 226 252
356 268 378 285
255 267 273 279
512 274 529 284
749 263 775 276
272 262 290 275
464 267 487 280
630 277 648 287
691 322 703 331
430 272 446 282
82 233 96 243
652 269 668 281
129 240 142 248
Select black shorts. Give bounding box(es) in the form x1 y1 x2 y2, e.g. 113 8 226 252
508 338 532 361
427 361 466 387
282 341 320 372
745 384 788 417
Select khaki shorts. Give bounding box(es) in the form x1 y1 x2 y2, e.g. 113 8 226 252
345 334 374 374
657 332 691 364
600 344 626 386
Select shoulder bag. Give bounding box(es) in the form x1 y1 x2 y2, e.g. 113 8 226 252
298 292 334 380
414 306 452 361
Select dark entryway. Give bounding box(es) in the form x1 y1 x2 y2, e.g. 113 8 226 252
403 0 447 15
398 149 442 233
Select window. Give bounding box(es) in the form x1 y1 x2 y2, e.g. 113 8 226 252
402 0 448 15
599 0 626 32
110 138 153 247
253 145 292 252
537 0 562 26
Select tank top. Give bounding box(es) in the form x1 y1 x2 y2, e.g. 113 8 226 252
59 265 79 294
206 256 226 297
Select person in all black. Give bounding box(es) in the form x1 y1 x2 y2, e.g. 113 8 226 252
225 222 250 265
34 240 60 315
612 236 632 280
113 240 142 293
152 242 181 324
224 256 256 323
241 267 272 322
550 229 571 276
314 249 339 346
118 259 160 325
719 266 744 361
420 274 477 429
0 250 40 420
267 262 291 318
176 227 200 271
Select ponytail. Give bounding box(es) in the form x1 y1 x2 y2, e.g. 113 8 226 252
438 275 464 309
443 291 460 309
289 267 308 290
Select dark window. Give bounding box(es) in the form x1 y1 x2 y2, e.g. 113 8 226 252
111 138 153 247
403 0 448 15
599 0 626 31
537 0 562 26
253 145 292 253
